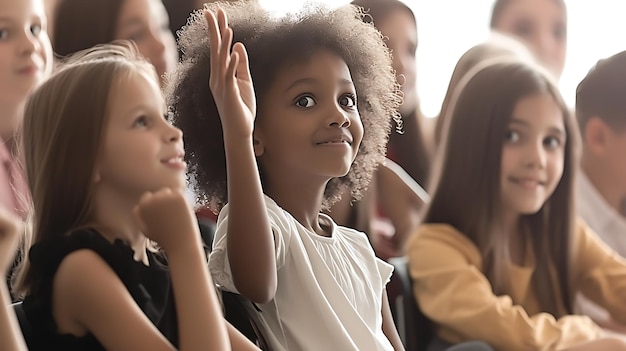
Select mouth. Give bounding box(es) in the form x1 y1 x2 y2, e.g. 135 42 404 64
510 177 546 189
316 134 353 146
316 140 351 146
161 152 186 169
17 65 41 75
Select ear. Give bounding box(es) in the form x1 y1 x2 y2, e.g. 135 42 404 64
253 130 265 157
585 117 611 156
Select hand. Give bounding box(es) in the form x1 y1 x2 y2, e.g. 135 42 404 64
133 188 200 253
0 209 21 274
205 8 256 140
370 217 402 261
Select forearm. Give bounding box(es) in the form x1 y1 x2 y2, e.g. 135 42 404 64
381 289 405 351
224 137 276 303
0 284 27 351
167 239 230 351
227 322 260 350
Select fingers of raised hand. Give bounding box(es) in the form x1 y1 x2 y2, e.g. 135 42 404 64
232 42 251 82
206 8 234 89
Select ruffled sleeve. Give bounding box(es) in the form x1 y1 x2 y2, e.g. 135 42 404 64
209 195 294 292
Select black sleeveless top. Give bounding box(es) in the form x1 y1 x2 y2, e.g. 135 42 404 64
21 229 178 350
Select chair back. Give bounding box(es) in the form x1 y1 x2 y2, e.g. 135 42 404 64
387 256 434 351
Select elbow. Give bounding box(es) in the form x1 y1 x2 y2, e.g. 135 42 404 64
233 276 277 304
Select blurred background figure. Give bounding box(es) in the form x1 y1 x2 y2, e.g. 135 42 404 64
52 0 178 85
490 0 567 80
575 50 626 334
326 0 429 261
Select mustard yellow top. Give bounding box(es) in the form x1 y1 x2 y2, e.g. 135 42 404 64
406 220 626 351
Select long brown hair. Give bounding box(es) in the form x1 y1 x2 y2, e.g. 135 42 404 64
434 33 533 148
425 59 579 316
53 0 126 55
13 43 155 297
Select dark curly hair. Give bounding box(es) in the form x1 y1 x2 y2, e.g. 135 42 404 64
166 1 401 211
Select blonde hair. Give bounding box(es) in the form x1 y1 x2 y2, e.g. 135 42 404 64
13 43 156 297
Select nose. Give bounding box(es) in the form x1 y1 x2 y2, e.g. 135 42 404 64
533 31 557 66
19 28 38 57
327 104 351 128
525 140 547 169
165 122 183 143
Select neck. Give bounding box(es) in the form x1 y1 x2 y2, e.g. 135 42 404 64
264 176 328 236
91 186 148 264
581 151 624 214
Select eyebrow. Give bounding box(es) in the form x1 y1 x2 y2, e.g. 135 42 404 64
509 117 566 136
283 77 354 94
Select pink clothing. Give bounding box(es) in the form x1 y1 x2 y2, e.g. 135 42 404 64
0 140 29 218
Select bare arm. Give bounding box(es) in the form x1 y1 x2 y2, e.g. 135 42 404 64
381 288 405 351
227 322 261 351
53 189 232 351
0 210 26 351
206 9 276 303
0 285 27 351
136 189 231 350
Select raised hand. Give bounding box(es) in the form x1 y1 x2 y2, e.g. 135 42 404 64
0 209 21 274
133 188 200 253
205 8 256 140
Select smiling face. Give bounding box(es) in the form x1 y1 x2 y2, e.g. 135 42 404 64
500 92 566 220
492 0 566 79
96 70 186 198
0 0 52 139
254 49 364 187
115 0 178 81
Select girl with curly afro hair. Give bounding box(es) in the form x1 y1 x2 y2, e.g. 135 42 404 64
166 1 404 350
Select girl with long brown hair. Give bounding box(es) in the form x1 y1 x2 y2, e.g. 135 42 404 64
407 58 626 351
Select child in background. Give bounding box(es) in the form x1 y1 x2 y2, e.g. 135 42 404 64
12 43 257 351
52 0 178 85
167 3 404 350
407 58 626 351
0 0 52 217
490 0 567 80
575 50 626 333
326 0 429 261
0 209 27 351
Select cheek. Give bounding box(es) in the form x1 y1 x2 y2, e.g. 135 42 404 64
549 151 565 183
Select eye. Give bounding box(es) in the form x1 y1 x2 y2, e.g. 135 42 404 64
0 29 9 40
553 24 566 41
339 94 356 108
295 96 316 108
133 115 149 128
544 135 562 149
505 130 520 143
30 24 41 36
512 21 533 38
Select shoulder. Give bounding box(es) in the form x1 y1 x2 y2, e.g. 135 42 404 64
406 223 483 268
28 229 141 297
